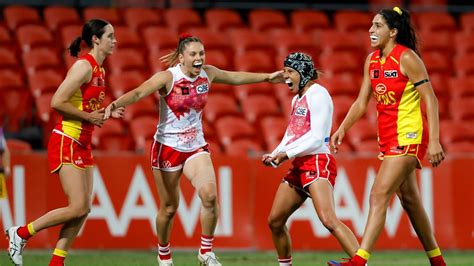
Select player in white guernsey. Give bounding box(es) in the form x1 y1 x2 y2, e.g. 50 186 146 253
262 53 359 266
105 34 283 266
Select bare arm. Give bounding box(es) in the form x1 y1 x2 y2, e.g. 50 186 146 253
331 54 373 150
400 50 445 167
203 65 283 85
104 71 172 118
51 60 102 124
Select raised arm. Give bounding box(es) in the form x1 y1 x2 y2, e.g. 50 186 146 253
51 60 105 127
331 54 373 151
203 65 283 85
400 50 445 167
104 70 172 118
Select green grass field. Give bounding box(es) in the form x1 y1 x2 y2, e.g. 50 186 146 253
0 250 472 266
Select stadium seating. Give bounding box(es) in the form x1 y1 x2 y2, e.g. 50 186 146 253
108 71 147 99
204 9 244 32
3 5 41 31
460 12 474 32
290 10 330 34
114 26 142 51
17 25 55 53
43 6 82 32
122 96 157 123
123 7 162 34
333 11 373 32
240 94 281 125
215 116 256 146
83 7 122 26
163 8 202 33
223 138 264 157
0 4 472 155
248 9 288 32
129 116 158 152
204 94 240 123
92 119 132 151
413 12 456 33
260 116 287 150
27 70 63 98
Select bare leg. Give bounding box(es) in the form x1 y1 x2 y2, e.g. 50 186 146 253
267 182 306 258
360 156 418 252
397 170 439 251
153 168 182 245
183 154 218 237
53 167 94 251
308 179 359 256
31 165 92 233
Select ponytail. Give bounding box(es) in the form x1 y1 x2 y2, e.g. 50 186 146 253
160 33 202 67
68 36 82 57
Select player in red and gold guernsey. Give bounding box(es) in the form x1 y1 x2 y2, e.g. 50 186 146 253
104 34 283 266
328 7 446 266
6 19 123 266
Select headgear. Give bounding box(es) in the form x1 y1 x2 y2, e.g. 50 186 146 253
283 52 315 90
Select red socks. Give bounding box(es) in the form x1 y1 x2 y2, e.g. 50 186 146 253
430 255 446 266
158 242 172 261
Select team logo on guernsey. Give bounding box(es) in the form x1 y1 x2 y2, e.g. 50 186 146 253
375 83 387 94
370 69 380 79
384 70 398 78
294 106 308 116
196 84 209 94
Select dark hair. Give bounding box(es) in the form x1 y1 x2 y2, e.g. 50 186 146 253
68 19 110 58
160 33 203 67
379 7 419 54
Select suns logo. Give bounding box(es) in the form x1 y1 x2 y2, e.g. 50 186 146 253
375 83 387 94
373 83 396 105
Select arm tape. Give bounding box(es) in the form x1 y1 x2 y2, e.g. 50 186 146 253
413 79 429 87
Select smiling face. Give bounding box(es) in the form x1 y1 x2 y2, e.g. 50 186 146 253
283 67 301 94
369 14 397 49
179 41 205 78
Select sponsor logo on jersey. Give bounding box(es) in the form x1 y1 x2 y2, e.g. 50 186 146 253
196 84 209 94
294 107 308 116
406 132 418 139
384 70 398 78
370 69 380 79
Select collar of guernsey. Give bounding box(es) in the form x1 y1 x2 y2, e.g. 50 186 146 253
54 53 106 146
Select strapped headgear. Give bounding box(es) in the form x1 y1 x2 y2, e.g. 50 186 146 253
283 52 315 90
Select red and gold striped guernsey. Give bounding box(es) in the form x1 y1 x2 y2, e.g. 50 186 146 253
369 44 428 151
53 54 106 147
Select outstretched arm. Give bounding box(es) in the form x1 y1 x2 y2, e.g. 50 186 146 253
104 71 172 119
204 65 284 85
401 50 445 167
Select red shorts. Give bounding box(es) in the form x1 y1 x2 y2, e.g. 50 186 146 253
284 153 337 196
151 141 210 172
379 144 427 169
48 132 93 173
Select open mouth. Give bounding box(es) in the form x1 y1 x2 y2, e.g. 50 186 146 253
285 79 293 89
193 62 203 68
370 35 378 42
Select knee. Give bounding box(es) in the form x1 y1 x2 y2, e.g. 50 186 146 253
369 188 391 208
318 211 339 232
267 214 285 233
159 203 178 219
199 184 218 208
70 201 91 219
